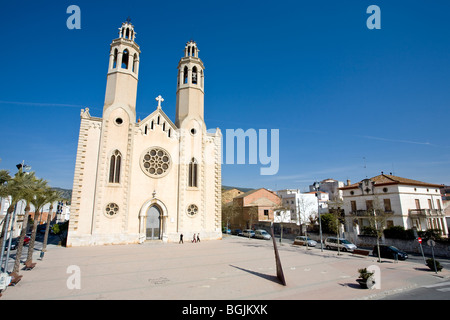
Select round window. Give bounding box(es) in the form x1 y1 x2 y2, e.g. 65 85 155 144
115 118 123 125
190 128 197 135
105 203 119 217
187 204 198 217
140 147 171 178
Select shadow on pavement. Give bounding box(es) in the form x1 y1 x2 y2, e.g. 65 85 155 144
229 264 283 285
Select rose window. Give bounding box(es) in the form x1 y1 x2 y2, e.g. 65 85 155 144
141 147 171 178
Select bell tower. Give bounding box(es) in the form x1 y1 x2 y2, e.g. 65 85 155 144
103 20 141 121
175 40 205 128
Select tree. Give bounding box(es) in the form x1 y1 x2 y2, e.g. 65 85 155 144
26 178 51 266
297 195 316 249
367 196 392 263
246 206 258 236
273 204 290 243
41 189 64 257
222 201 240 232
327 195 345 255
12 173 42 274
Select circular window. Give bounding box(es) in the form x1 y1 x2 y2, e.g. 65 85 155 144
115 118 123 125
105 203 119 217
141 147 171 178
190 128 197 135
350 191 354 195
187 204 198 217
383 187 388 193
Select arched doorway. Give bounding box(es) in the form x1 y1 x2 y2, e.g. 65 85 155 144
146 205 161 240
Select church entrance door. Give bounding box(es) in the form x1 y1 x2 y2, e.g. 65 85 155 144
146 205 161 240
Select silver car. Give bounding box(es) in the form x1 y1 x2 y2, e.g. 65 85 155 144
254 229 271 240
242 229 255 238
325 237 357 252
293 236 317 247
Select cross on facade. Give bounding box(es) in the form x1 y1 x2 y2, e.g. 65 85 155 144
155 95 164 108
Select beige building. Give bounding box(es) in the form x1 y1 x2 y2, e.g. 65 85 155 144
67 21 222 246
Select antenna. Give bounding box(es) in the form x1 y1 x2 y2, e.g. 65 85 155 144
363 157 367 178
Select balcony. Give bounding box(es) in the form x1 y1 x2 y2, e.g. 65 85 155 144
349 209 394 217
408 209 444 217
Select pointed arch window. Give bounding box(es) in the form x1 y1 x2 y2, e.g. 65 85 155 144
122 49 129 69
188 158 198 187
113 49 118 69
183 66 189 84
109 150 122 183
132 53 138 72
192 66 198 84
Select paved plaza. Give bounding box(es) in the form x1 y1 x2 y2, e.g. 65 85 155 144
1 235 450 300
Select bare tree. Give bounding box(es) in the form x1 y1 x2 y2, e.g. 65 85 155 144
297 195 316 249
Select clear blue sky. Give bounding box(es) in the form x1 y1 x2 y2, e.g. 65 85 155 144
0 0 449 191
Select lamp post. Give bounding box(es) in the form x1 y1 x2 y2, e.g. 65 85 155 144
313 181 323 252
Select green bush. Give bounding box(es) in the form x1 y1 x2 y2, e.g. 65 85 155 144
426 258 443 272
358 268 374 280
361 226 377 236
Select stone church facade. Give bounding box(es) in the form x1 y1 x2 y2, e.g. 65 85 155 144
67 21 222 246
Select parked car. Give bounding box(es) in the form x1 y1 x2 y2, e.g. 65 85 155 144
242 229 255 238
9 236 31 250
222 228 231 234
232 229 242 236
254 229 271 240
372 245 408 260
293 236 317 247
325 237 357 252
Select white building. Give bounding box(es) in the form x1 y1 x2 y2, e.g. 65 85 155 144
67 21 222 246
340 173 448 236
309 178 345 201
276 189 321 225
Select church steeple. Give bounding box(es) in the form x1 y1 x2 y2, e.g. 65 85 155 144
103 20 141 121
175 40 205 128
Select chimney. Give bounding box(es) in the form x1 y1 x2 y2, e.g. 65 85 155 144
346 179 351 186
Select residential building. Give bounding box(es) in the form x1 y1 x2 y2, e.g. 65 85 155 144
231 188 281 229
309 178 345 201
340 173 448 237
276 189 321 225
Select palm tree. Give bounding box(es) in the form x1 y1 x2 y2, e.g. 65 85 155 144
40 189 63 257
0 169 12 240
12 175 44 273
25 178 51 267
0 168 36 272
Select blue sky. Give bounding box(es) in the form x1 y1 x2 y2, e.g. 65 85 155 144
0 0 449 191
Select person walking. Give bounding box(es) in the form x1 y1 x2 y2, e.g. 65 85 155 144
197 233 200 242
179 233 183 244
192 233 197 243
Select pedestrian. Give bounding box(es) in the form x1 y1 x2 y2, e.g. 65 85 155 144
197 233 200 242
179 233 183 244
192 233 196 243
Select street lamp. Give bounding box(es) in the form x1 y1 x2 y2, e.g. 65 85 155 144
313 181 323 252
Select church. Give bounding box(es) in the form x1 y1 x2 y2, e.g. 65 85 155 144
67 21 222 246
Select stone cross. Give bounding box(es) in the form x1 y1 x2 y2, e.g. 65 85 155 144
156 95 164 108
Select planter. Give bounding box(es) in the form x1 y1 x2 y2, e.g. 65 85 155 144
357 268 376 289
356 275 376 289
